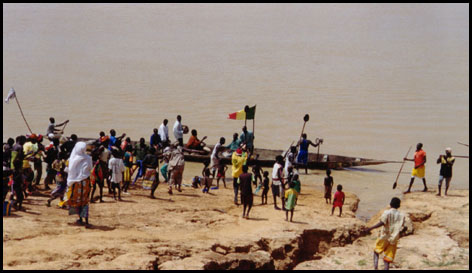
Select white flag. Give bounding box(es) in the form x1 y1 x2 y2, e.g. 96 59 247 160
5 87 16 103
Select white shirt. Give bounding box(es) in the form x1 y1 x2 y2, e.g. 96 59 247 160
284 152 294 177
272 162 283 186
211 142 222 159
108 157 125 183
158 123 169 142
173 120 183 140
99 148 110 163
379 208 406 245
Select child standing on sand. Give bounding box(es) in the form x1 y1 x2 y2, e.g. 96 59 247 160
252 154 263 186
47 152 68 207
11 160 24 210
324 169 334 204
202 160 212 193
331 184 345 217
285 182 298 222
216 163 227 189
122 145 133 194
108 149 125 201
367 197 406 270
261 171 270 205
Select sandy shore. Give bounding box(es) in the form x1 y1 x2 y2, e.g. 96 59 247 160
3 162 469 270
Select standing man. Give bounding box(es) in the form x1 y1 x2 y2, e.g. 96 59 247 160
150 128 161 151
436 147 455 196
296 134 320 174
366 197 406 270
210 137 226 178
271 155 285 210
108 129 126 151
231 148 248 205
61 134 78 159
284 146 297 178
46 117 69 139
173 115 184 147
158 119 170 148
403 143 428 194
239 165 254 219
167 144 185 194
33 135 46 187
239 126 255 157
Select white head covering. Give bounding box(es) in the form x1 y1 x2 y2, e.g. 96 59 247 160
445 147 452 153
67 142 93 186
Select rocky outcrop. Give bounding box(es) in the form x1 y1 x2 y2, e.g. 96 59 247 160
295 190 469 270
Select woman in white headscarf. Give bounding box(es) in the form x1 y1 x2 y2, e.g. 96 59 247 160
64 142 93 227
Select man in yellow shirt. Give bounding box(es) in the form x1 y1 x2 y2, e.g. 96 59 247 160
23 134 39 194
367 197 406 270
232 148 247 205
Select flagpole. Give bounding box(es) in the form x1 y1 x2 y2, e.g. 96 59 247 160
14 92 33 134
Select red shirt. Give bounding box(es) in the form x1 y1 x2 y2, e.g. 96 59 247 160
414 149 426 168
333 191 345 208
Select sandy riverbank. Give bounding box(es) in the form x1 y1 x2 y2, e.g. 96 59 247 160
295 189 469 270
3 163 469 270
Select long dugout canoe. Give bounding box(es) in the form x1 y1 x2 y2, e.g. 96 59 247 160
78 137 400 170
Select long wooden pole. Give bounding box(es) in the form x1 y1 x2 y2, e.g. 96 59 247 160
14 93 33 134
392 146 412 189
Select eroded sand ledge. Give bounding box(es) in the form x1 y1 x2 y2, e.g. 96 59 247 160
3 177 469 270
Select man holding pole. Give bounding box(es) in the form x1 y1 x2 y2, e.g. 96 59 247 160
296 133 321 174
403 143 428 194
46 117 69 140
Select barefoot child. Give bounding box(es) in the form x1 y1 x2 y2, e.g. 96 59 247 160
202 160 212 193
366 197 406 270
47 152 68 207
292 174 301 205
239 165 253 218
331 184 344 217
285 182 298 222
122 145 133 194
216 163 227 189
261 171 270 205
108 149 125 201
324 169 334 204
252 154 262 186
11 160 24 210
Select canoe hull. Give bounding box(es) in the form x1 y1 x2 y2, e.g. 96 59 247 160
78 138 398 170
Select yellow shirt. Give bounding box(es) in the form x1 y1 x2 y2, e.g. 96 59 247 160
23 142 35 169
231 152 247 178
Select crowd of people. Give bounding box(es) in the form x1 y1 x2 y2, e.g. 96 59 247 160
3 116 462 270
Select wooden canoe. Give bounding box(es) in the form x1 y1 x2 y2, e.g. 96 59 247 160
78 137 400 170
185 145 400 170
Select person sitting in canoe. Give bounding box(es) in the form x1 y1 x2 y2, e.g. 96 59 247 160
296 133 321 174
185 129 207 151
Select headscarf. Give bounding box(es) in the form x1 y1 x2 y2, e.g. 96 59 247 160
67 142 93 186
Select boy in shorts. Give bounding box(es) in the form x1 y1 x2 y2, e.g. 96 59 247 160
216 163 228 189
108 149 125 201
261 171 270 205
367 197 406 270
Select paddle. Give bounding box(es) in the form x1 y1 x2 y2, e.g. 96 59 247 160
283 141 295 159
300 114 310 137
457 142 469 147
393 146 412 189
60 120 69 135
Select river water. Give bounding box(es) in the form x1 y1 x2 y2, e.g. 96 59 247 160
3 3 469 219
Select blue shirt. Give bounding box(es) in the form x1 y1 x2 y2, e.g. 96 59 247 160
240 131 254 149
150 133 161 147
